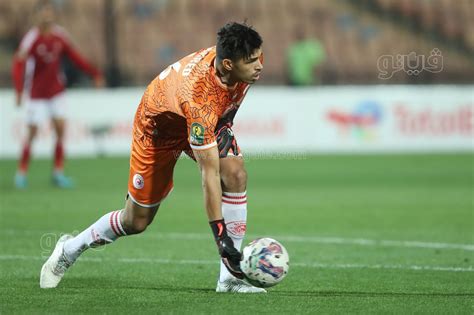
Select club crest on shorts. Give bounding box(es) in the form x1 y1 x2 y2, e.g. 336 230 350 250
133 174 144 189
190 122 205 145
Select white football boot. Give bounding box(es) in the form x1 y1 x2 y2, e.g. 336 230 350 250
216 278 267 293
40 234 74 288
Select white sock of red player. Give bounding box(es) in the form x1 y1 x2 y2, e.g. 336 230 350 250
219 191 247 282
63 210 127 262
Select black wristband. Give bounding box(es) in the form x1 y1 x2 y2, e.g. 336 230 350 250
209 219 227 241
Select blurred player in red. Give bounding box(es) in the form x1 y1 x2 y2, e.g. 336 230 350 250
12 0 104 189
40 22 265 293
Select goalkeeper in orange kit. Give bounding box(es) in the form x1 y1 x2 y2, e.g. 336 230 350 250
40 22 266 293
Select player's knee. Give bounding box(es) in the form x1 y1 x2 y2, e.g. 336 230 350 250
27 126 38 142
55 133 65 142
235 168 247 187
224 168 247 191
55 128 66 140
123 199 158 234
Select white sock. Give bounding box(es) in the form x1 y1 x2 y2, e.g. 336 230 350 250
63 210 127 262
219 191 247 282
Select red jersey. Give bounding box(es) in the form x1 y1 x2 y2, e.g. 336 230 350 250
12 25 101 99
133 46 251 150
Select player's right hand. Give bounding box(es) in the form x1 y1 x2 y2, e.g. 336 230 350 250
210 219 244 279
215 124 238 158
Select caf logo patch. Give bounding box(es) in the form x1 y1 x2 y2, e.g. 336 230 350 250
190 122 205 145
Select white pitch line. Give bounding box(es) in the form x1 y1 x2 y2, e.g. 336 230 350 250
0 255 473 273
270 236 474 251
2 229 474 251
290 262 474 273
142 233 474 251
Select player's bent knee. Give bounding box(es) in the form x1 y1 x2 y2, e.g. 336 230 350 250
236 168 247 185
27 126 39 142
229 168 247 190
222 167 247 192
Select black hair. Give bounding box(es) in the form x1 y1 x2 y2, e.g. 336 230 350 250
216 22 263 62
34 0 54 12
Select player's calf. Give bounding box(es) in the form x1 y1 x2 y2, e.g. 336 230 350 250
121 198 159 234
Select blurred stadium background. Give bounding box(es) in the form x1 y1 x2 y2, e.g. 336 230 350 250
0 0 473 86
0 0 472 157
0 0 473 313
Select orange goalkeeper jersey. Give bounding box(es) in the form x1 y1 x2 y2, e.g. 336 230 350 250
133 46 251 151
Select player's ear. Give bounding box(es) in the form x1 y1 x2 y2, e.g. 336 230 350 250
222 59 233 71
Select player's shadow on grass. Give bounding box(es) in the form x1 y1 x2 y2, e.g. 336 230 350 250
64 278 215 293
145 286 215 294
273 290 474 298
60 279 474 297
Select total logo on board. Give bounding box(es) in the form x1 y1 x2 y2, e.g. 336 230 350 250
326 100 383 141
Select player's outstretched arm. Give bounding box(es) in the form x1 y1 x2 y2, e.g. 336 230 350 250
194 145 244 279
62 36 103 85
11 51 28 107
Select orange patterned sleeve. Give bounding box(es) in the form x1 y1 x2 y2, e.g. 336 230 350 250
176 47 221 150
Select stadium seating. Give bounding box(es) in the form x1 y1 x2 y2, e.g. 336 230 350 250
0 0 472 86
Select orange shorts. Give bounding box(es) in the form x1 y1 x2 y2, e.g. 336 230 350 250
127 130 242 207
127 137 189 207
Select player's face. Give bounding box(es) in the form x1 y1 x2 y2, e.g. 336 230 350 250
232 48 263 84
37 4 55 26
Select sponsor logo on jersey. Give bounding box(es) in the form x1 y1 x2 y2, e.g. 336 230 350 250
133 174 144 189
190 122 205 145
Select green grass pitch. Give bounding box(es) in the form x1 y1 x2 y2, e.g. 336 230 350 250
0 153 473 314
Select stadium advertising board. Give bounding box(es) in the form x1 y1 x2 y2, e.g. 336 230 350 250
0 86 472 157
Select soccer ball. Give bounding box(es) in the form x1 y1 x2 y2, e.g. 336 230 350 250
240 237 289 288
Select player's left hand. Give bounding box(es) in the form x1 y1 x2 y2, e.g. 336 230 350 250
219 235 244 279
210 219 244 279
215 124 238 158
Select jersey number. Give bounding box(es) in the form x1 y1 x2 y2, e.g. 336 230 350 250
159 61 182 80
